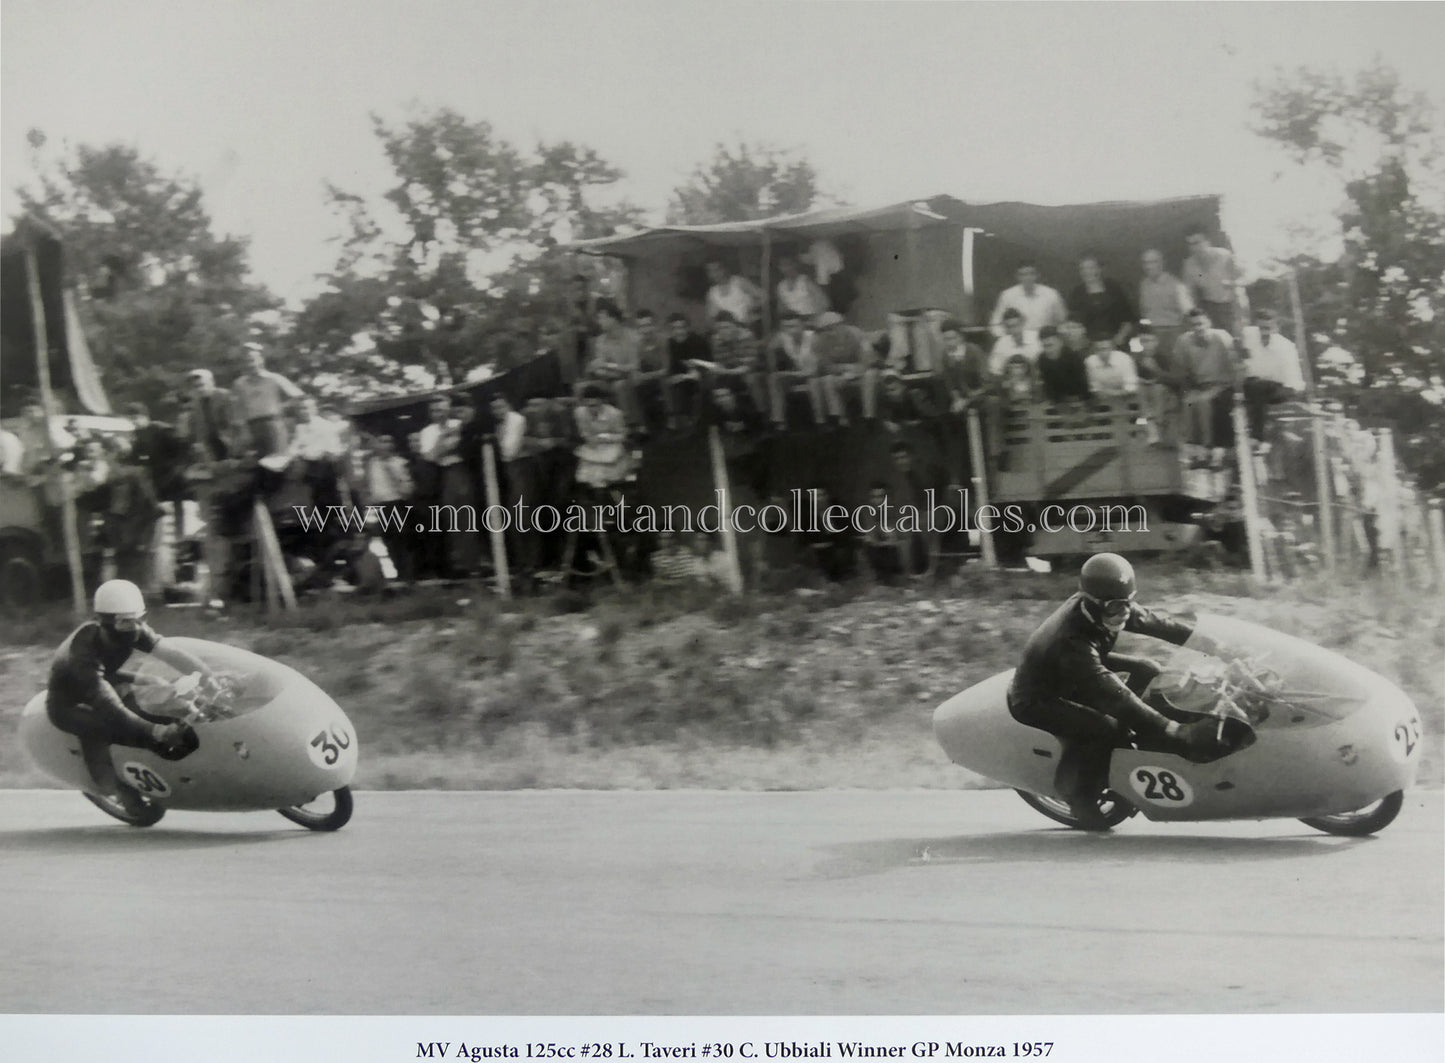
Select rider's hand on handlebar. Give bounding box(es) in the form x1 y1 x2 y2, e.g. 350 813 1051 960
1171 719 1228 756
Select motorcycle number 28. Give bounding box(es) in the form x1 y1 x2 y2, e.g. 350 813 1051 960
1129 766 1195 807
307 724 353 769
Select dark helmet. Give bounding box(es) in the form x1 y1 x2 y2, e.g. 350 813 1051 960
1079 553 1135 602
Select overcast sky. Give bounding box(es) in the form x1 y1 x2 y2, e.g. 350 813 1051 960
3 1 1442 305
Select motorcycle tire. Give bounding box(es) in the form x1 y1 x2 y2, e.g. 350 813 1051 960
83 791 166 828
1299 790 1404 837
277 786 354 832
1015 789 1136 831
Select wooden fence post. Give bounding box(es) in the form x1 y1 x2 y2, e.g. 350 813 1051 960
24 243 88 619
1232 402 1269 582
481 442 511 599
707 426 744 594
965 408 998 568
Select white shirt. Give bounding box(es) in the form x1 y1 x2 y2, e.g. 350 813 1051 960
416 420 462 466
776 275 829 318
1084 349 1140 397
0 430 23 475
987 330 1042 375
706 276 762 325
364 454 413 503
290 417 346 460
1241 327 1305 390
495 409 527 462
990 284 1067 336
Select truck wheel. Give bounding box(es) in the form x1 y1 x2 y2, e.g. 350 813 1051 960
0 546 43 611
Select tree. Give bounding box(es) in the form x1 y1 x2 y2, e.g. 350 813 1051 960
667 141 825 225
290 109 644 397
12 135 281 417
1251 61 1445 492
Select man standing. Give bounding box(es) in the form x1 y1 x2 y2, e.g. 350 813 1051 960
774 254 829 320
1182 226 1247 336
1239 309 1305 446
990 263 1068 337
231 346 303 456
704 260 764 332
1138 248 1193 354
586 300 642 424
179 369 238 464
361 434 415 582
1067 254 1136 350
1174 308 1241 467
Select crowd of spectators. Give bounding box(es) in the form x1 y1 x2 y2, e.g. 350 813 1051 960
3 226 1311 602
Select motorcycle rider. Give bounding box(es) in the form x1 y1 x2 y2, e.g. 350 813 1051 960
1008 553 1224 829
46 579 214 814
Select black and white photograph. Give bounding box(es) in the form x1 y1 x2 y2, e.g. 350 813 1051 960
1 2 1441 1061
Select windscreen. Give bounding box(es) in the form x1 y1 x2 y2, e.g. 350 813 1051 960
126 636 292 721
1155 614 1384 730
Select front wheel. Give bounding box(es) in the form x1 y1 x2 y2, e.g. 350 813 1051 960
1016 789 1136 831
83 791 166 827
277 786 353 831
1299 790 1404 837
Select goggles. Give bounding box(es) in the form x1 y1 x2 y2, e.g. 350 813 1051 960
1089 595 1135 621
103 613 146 632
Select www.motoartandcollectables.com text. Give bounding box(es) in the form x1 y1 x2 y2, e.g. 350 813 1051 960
294 489 1150 538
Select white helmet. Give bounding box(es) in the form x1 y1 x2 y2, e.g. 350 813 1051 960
94 579 146 618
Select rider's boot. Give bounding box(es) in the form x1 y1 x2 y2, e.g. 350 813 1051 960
80 737 150 817
1057 743 1115 831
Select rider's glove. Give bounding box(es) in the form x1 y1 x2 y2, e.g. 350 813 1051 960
1171 719 1229 759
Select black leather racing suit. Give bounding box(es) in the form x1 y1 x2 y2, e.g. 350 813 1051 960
1007 593 1193 802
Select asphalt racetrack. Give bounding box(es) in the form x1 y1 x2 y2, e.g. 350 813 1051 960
0 788 1440 1015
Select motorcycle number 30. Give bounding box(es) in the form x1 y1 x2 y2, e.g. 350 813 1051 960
120 762 171 798
1129 766 1195 807
307 724 353 769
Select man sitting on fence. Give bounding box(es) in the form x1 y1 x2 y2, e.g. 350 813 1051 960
1135 325 1185 446
1037 326 1091 405
633 309 678 431
988 308 1041 376
1175 307 1241 469
705 312 770 417
1084 340 1140 400
1240 309 1305 449
812 311 878 425
765 312 825 429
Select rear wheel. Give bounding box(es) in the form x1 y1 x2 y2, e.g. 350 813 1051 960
277 786 353 831
83 791 166 827
1299 790 1404 837
1016 789 1136 831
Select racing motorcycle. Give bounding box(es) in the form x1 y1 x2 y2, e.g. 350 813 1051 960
934 615 1422 835
19 637 357 830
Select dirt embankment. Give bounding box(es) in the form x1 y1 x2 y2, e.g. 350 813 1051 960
1 568 1440 790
